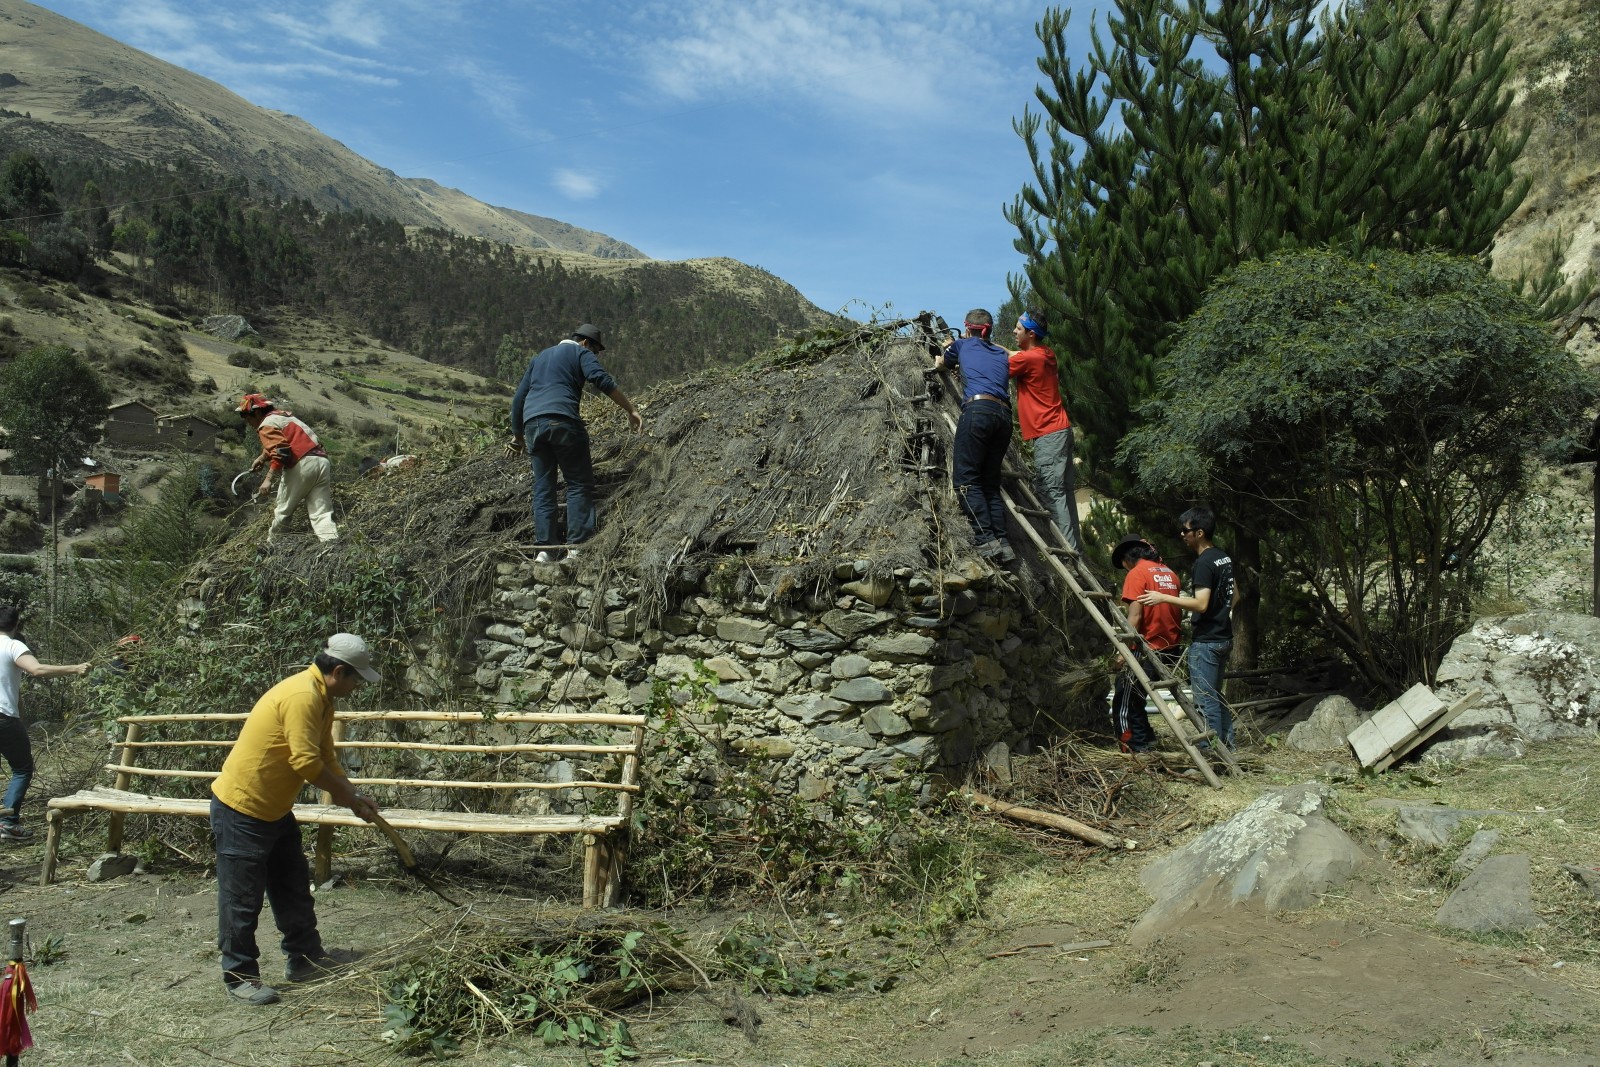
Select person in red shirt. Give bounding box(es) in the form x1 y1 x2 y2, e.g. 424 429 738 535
1110 535 1182 752
238 394 339 543
1007 310 1082 553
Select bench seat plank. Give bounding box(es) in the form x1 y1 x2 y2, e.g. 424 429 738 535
47 787 626 834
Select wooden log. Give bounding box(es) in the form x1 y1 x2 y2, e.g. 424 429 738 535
1228 691 1340 712
967 791 1135 850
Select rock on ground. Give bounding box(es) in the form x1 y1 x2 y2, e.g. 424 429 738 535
1394 806 1508 848
1435 854 1545 933
1286 696 1363 753
1132 782 1367 944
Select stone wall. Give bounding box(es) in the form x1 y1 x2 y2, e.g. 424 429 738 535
407 553 1092 796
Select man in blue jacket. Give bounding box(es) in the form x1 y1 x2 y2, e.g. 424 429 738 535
509 323 643 562
935 309 1015 562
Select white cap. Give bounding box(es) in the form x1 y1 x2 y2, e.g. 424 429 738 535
323 633 379 682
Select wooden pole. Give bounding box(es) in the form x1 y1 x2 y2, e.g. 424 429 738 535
966 791 1136 850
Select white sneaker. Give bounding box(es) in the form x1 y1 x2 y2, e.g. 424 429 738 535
564 548 580 562
535 551 555 564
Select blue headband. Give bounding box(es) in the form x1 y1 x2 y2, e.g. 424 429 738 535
1019 313 1047 339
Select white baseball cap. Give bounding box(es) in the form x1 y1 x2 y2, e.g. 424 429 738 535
323 633 380 682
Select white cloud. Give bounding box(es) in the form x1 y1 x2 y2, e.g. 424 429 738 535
446 58 537 139
553 169 602 200
634 0 1031 121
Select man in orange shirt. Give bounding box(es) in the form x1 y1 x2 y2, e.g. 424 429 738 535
1008 311 1082 554
1111 535 1182 752
209 634 380 1005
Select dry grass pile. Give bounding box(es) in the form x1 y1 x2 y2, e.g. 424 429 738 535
584 317 962 620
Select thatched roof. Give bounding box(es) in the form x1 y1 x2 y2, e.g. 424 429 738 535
205 320 977 624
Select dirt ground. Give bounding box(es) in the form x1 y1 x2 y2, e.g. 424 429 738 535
1 818 1595 1065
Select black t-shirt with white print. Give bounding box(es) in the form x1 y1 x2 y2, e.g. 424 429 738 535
1190 545 1234 642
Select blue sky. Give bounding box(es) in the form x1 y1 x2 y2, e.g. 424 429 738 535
38 0 1098 322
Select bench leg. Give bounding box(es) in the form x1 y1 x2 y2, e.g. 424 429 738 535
40 809 64 886
582 833 603 909
107 811 127 855
314 825 334 885
603 833 628 909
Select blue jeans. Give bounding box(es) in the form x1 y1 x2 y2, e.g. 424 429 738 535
524 415 596 545
1187 640 1234 749
1031 427 1082 554
209 798 323 986
951 400 1011 545
0 715 33 825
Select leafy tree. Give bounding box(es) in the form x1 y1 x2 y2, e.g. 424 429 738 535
0 345 112 475
1 151 60 226
1007 0 1585 663
112 216 156 269
495 333 530 383
1120 249 1594 694
1009 0 1551 488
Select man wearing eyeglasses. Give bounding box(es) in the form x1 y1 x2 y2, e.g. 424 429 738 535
1137 507 1235 750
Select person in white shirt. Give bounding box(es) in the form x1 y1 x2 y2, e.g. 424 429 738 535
0 604 89 841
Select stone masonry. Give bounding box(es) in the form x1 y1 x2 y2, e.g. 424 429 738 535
407 553 1089 798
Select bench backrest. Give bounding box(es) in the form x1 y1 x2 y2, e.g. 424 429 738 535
103 709 648 821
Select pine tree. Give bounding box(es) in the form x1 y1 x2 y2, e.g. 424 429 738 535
1007 0 1573 501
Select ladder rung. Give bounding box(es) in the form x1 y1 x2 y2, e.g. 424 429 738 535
1082 590 1113 600
1017 506 1049 517
1046 547 1082 559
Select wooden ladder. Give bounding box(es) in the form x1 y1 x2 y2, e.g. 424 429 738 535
914 318 1238 787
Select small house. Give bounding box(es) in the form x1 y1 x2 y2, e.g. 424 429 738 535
157 414 222 453
103 400 163 449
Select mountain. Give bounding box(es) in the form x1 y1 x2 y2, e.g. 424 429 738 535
0 0 834 400
0 0 643 259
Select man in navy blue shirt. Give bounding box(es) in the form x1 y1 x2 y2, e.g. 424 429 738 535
509 323 643 562
934 309 1015 562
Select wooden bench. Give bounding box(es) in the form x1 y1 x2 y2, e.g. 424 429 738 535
42 709 648 907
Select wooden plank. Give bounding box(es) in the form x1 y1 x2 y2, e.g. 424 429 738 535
337 711 649 726
1348 719 1389 767
1369 704 1421 752
336 741 641 755
1395 683 1446 731
1372 688 1483 774
46 791 626 835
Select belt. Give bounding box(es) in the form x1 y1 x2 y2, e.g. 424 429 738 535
966 393 1008 405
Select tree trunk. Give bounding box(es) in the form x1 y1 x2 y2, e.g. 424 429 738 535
1231 533 1261 672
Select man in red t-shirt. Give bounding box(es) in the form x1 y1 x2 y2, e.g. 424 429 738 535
1007 310 1082 553
1110 535 1182 752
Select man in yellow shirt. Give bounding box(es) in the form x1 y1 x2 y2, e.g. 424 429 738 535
210 634 381 1005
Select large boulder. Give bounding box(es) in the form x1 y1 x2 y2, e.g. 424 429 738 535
1285 696 1363 752
1434 612 1600 748
1132 782 1367 943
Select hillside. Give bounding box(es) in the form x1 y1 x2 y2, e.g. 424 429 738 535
1493 0 1600 356
0 0 643 259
